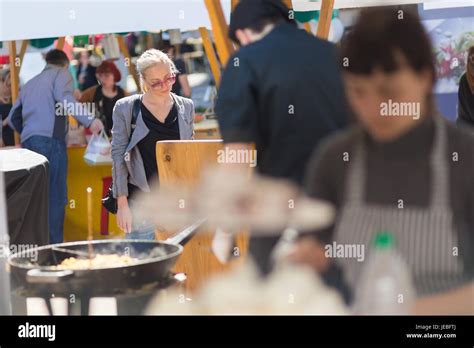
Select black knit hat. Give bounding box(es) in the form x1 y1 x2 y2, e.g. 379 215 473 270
229 0 295 43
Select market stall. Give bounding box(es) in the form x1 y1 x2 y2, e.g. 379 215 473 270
0 1 234 241
1 0 472 317
0 0 241 304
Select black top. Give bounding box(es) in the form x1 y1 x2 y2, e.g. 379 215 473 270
94 86 126 137
304 116 474 276
129 101 180 200
216 23 348 186
139 101 180 180
130 103 180 196
0 103 14 146
171 58 186 96
457 73 474 128
77 64 97 91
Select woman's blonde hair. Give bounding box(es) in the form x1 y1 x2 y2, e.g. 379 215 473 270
136 49 178 93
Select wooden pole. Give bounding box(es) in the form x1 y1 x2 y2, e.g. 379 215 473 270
199 27 221 87
86 187 93 263
204 0 234 67
316 0 335 40
18 40 29 72
56 36 66 50
282 0 293 9
304 22 312 34
116 35 140 91
146 32 153 50
231 0 240 10
8 41 20 145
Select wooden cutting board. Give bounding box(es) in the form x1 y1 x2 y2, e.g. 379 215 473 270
155 140 249 294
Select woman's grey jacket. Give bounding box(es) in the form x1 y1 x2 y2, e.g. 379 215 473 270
111 93 194 198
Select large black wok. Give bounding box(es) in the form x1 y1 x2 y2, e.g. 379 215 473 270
8 219 205 297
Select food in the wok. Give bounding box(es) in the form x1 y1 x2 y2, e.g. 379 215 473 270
54 254 138 270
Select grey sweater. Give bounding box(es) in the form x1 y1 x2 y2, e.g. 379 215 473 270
7 65 94 142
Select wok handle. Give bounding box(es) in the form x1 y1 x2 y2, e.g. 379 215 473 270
166 218 207 246
26 269 75 283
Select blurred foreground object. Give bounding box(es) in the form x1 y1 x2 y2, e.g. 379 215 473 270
211 227 235 264
0 171 11 314
353 232 415 315
146 261 347 315
134 166 335 234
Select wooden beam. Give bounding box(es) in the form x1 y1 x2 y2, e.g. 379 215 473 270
199 27 221 87
146 32 153 50
231 0 240 10
316 0 335 40
56 36 66 50
18 40 29 72
204 0 234 67
116 34 140 91
282 0 293 9
8 41 20 145
304 22 312 34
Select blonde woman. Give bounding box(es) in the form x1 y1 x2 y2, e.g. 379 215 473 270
111 49 194 239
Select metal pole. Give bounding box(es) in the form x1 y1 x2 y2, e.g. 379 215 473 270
0 172 12 315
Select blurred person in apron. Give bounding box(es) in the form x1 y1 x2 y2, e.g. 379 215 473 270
290 7 474 314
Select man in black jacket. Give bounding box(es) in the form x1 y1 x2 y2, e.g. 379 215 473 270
216 0 348 278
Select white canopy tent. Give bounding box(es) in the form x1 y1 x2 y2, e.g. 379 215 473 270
0 0 232 41
0 0 235 145
291 0 473 11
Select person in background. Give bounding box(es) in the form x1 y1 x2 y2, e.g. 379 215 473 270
291 7 474 314
112 49 194 240
68 62 82 100
0 68 14 147
126 32 139 57
76 50 98 91
457 46 474 129
161 40 192 98
80 60 127 137
7 49 104 244
215 0 348 277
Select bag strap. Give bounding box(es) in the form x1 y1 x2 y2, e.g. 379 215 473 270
129 95 141 141
99 128 109 141
93 85 103 105
92 85 104 122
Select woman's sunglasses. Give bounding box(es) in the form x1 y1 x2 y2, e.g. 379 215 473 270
146 75 176 90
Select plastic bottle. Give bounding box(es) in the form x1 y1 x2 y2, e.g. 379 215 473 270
353 231 415 315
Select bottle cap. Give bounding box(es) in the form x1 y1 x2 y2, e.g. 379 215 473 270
374 231 394 250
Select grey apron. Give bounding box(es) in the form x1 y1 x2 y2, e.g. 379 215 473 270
334 116 468 296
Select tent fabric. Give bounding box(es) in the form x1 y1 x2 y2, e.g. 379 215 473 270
291 0 472 11
0 0 232 41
